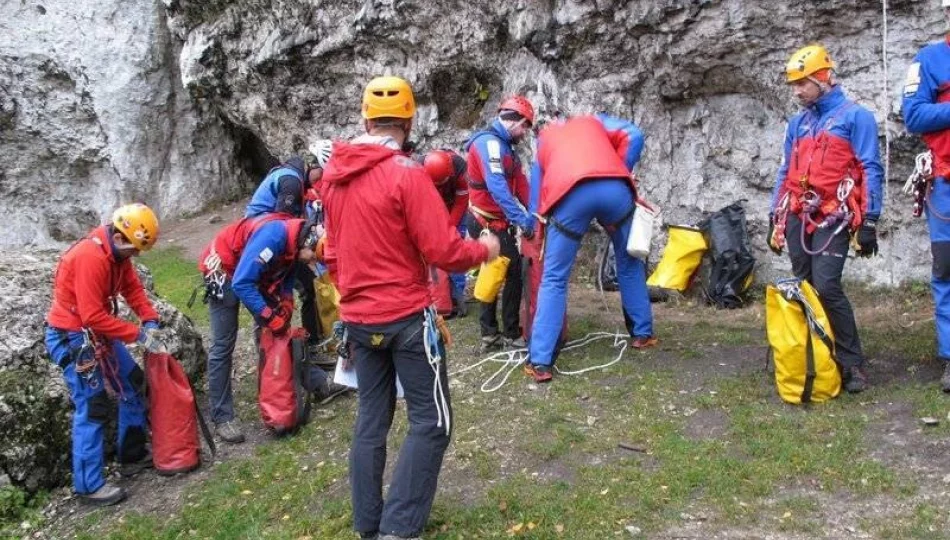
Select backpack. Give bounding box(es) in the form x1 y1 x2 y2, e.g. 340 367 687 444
258 327 313 435
146 352 215 475
314 264 341 343
700 201 755 308
766 279 841 404
646 225 708 293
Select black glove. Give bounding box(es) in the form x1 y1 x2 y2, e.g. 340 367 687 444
766 214 782 255
855 220 878 257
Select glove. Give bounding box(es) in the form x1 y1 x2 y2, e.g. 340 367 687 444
766 215 782 255
137 327 167 354
261 306 291 335
855 220 878 257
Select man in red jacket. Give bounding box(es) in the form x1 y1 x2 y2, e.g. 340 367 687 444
321 76 500 540
44 203 166 506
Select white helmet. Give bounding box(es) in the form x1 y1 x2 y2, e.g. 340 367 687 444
308 139 333 168
944 0 950 7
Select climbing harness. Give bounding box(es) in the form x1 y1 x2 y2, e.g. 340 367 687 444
797 178 855 256
423 306 452 436
201 250 227 301
901 151 950 222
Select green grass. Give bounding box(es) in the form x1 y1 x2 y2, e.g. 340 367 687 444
139 246 208 325
64 252 950 539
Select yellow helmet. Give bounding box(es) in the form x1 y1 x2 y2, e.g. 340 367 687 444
785 45 834 83
111 203 159 251
361 76 416 119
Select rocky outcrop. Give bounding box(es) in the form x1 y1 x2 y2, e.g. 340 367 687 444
0 250 205 493
168 0 942 284
0 0 254 248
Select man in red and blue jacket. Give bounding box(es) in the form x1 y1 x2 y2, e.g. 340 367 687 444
902 8 950 392
198 215 321 443
45 204 165 506
525 113 650 382
465 96 536 351
769 44 884 394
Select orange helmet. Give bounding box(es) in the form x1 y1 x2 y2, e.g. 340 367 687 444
112 203 159 251
362 76 416 119
785 45 834 83
498 95 535 125
423 150 456 186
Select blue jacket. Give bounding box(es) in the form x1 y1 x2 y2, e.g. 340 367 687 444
771 86 884 221
232 221 297 318
464 119 534 230
245 158 307 218
903 37 950 179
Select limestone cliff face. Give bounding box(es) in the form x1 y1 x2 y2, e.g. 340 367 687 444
169 0 944 284
2 0 946 282
0 0 252 248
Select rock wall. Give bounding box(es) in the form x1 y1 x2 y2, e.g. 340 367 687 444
0 0 253 248
168 0 945 284
0 250 205 493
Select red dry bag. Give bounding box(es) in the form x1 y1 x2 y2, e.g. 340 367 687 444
146 352 200 475
520 225 568 346
429 267 453 316
258 327 312 435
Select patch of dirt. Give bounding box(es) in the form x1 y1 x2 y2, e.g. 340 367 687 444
684 409 730 442
160 199 249 261
864 401 950 495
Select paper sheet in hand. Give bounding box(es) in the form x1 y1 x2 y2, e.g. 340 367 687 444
333 356 404 398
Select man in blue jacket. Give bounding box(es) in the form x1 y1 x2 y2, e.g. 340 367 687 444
199 216 341 443
526 113 651 382
465 96 536 351
769 44 883 393
902 4 950 393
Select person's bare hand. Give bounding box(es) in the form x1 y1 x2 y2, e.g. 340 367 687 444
478 233 501 260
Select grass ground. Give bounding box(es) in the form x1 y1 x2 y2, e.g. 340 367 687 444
28 247 950 539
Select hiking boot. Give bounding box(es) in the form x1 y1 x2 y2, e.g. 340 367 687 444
631 336 658 350
79 483 126 506
843 365 869 394
215 420 246 444
524 363 553 383
359 533 378 540
504 336 527 349
479 334 502 353
119 451 153 478
315 381 353 406
378 534 421 540
941 362 950 393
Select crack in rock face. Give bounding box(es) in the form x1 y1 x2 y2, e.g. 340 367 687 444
0 249 205 494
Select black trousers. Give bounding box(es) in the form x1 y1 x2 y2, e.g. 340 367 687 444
347 313 451 538
295 262 320 344
466 213 522 338
785 214 864 369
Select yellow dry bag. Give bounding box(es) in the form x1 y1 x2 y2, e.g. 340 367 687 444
765 279 841 404
473 255 510 303
313 266 341 343
646 225 708 292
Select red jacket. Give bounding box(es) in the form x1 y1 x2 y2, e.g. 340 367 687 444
321 137 490 324
535 115 635 216
46 226 159 342
198 213 286 277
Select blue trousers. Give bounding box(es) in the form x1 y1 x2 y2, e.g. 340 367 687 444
928 178 950 361
529 179 653 366
45 327 147 494
450 223 467 299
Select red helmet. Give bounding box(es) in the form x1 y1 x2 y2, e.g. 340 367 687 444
498 95 535 125
423 150 456 186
